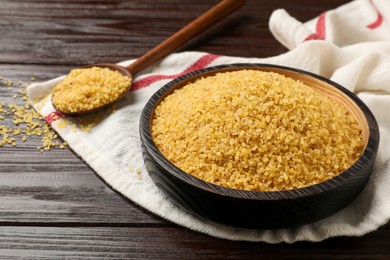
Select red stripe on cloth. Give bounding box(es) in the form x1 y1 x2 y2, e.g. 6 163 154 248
131 53 221 91
304 12 327 42
45 111 65 125
367 0 383 29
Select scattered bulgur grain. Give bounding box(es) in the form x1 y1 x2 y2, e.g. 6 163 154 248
0 76 68 151
54 110 103 133
135 168 142 179
151 70 364 192
51 67 131 114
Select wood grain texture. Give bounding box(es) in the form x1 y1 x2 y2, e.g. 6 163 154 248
0 226 390 259
1 0 389 258
127 0 246 75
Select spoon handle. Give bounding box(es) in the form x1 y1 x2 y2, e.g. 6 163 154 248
126 0 246 76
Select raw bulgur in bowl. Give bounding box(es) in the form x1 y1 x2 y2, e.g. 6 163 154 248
139 64 379 229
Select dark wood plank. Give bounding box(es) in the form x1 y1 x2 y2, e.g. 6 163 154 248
0 0 350 66
0 145 163 225
0 225 389 259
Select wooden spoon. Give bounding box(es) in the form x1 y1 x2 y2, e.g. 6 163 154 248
52 0 246 115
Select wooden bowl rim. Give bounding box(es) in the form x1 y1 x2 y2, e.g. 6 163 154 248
139 63 380 200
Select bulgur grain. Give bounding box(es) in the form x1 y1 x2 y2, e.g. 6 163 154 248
151 70 364 192
52 67 131 113
0 76 68 151
55 111 104 133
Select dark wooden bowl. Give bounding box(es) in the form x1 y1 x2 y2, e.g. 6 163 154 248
139 64 380 229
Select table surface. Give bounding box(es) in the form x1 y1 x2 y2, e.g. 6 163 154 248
1 0 390 259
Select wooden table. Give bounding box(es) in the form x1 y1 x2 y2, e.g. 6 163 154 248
1 0 389 258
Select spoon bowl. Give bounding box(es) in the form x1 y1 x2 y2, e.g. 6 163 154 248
52 0 246 116
51 63 133 116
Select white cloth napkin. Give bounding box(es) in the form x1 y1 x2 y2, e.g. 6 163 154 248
27 0 390 243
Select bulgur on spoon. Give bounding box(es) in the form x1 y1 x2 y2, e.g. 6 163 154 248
51 0 246 116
